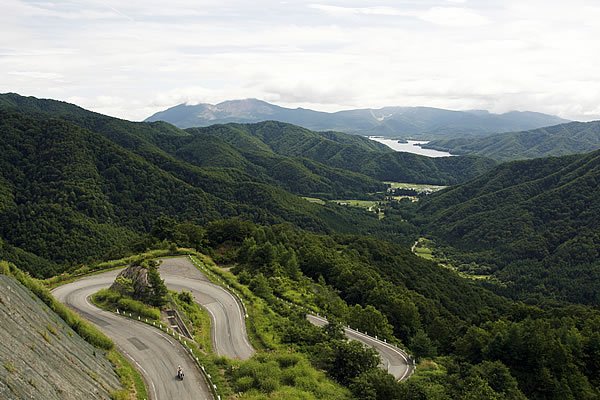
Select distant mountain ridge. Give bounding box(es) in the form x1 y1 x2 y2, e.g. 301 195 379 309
423 120 600 161
145 98 568 139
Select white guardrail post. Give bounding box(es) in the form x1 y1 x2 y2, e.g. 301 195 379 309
113 308 221 400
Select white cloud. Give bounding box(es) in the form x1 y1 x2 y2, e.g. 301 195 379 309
308 4 489 27
8 71 64 81
2 0 600 122
419 7 489 27
308 4 405 16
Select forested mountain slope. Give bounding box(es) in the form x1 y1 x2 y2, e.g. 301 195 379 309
146 98 567 139
418 150 600 305
198 219 600 400
423 120 600 161
0 98 393 275
185 121 497 185
0 93 488 275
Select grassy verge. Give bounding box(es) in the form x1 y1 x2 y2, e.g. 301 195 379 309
107 349 149 400
189 253 279 351
185 254 353 399
171 291 213 353
92 288 161 321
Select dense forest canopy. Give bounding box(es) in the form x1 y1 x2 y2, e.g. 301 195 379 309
417 150 600 306
184 219 600 400
0 93 485 275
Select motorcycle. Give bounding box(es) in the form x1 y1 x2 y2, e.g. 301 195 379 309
177 368 184 380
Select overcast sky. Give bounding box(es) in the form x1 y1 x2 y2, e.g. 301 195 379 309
2 0 600 121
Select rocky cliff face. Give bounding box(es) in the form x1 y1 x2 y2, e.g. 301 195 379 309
0 275 120 399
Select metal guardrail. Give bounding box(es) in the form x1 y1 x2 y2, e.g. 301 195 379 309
186 253 415 380
114 309 222 400
188 255 249 319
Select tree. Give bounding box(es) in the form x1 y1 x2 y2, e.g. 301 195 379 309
328 340 380 385
410 329 437 361
348 304 394 340
178 290 194 304
350 368 402 400
147 262 168 307
471 361 526 400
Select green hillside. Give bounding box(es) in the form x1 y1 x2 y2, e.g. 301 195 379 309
1 93 600 399
1 93 470 275
418 150 600 305
198 220 600 400
186 121 497 185
423 120 600 161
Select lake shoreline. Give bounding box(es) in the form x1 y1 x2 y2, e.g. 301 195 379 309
368 137 454 158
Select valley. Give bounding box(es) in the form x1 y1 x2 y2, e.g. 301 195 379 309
0 93 599 400
5 3 600 399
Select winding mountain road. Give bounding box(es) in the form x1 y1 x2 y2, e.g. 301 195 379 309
53 255 410 400
307 314 414 381
158 257 255 360
52 271 212 400
52 256 255 400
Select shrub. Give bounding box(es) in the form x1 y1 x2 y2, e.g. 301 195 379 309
178 290 194 304
117 297 161 321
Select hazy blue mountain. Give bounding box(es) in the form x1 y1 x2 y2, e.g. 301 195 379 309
424 120 600 160
146 99 568 138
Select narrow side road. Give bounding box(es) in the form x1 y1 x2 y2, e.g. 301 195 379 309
307 314 414 381
52 271 212 400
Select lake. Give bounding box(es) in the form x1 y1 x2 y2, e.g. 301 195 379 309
368 137 454 158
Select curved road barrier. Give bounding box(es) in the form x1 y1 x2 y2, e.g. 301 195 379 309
307 314 415 381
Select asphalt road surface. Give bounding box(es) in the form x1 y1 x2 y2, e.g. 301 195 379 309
307 314 414 381
52 271 212 400
158 257 255 360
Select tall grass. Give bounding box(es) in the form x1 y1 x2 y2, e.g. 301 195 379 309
107 349 149 400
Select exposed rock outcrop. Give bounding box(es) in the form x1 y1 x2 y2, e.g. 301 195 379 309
109 264 149 297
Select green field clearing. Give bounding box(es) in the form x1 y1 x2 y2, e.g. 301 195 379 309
301 196 326 205
390 195 419 202
332 199 379 208
413 238 495 281
413 238 435 260
384 181 447 193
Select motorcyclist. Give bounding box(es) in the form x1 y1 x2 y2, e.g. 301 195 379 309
177 365 184 380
